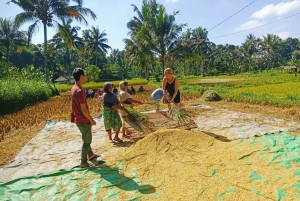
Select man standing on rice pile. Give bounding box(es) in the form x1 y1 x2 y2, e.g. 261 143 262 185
102 82 124 143
119 81 143 138
162 68 181 110
71 68 99 168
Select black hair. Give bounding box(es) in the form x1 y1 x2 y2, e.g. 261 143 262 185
73 68 85 81
103 82 113 93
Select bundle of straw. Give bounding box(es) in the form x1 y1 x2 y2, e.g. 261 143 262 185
122 107 154 133
122 107 149 124
169 103 190 125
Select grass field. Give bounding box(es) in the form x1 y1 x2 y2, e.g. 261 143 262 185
176 69 300 107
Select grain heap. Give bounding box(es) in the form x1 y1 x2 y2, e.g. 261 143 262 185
108 129 300 200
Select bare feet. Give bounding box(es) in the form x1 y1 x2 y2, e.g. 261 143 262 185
122 134 131 138
113 137 123 143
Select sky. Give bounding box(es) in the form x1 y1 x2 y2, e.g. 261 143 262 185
0 0 300 51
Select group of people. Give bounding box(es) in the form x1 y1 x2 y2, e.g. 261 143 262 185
85 88 103 98
70 67 180 168
112 85 145 96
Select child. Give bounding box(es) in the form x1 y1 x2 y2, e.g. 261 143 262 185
118 81 143 138
102 82 123 143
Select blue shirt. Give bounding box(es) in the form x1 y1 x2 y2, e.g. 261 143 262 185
150 88 164 100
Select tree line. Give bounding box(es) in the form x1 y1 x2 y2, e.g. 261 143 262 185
0 0 299 83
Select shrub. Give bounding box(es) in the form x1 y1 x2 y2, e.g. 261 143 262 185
0 79 59 116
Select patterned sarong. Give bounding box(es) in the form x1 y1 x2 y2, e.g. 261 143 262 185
103 106 122 131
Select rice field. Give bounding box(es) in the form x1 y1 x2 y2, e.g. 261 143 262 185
2 70 300 167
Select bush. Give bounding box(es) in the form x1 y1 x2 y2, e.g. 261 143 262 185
0 79 59 116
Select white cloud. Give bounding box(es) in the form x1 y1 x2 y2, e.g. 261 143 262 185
234 20 265 31
278 31 290 39
251 1 300 19
166 0 178 2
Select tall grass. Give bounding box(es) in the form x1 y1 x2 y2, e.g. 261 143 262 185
0 79 59 116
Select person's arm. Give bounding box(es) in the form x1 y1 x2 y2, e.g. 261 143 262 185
112 104 123 110
127 98 143 105
170 78 180 102
80 103 96 125
162 77 171 100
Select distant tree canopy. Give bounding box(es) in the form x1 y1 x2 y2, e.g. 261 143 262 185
0 0 299 83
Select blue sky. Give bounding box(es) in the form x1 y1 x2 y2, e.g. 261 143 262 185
0 0 300 51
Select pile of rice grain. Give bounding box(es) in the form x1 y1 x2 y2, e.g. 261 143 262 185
107 129 299 200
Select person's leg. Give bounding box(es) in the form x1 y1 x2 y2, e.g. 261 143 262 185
77 124 92 167
121 120 131 138
120 115 127 137
107 129 113 141
113 128 123 142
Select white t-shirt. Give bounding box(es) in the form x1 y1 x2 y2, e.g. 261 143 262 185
119 89 132 117
119 90 131 104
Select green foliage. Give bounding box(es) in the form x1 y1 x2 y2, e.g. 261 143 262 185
85 65 101 82
0 79 59 116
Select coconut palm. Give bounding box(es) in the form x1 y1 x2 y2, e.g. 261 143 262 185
124 37 154 80
241 34 259 72
259 34 282 70
139 4 186 76
48 18 83 80
0 17 26 65
189 27 211 76
10 0 96 81
128 0 185 77
84 26 111 66
125 1 155 80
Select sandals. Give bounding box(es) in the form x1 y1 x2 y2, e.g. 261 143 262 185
80 162 95 168
88 154 100 161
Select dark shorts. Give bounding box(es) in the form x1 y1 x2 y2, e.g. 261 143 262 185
170 90 180 103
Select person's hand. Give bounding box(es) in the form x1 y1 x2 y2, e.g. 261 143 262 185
167 95 171 102
91 119 96 125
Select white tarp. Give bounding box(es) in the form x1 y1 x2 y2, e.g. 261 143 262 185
1 105 299 183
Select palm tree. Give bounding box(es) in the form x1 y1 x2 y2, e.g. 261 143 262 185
48 18 83 80
84 26 111 66
125 1 155 80
241 34 259 72
128 0 186 77
259 34 282 70
139 4 186 76
10 0 96 81
0 17 26 65
189 27 211 76
124 37 153 80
